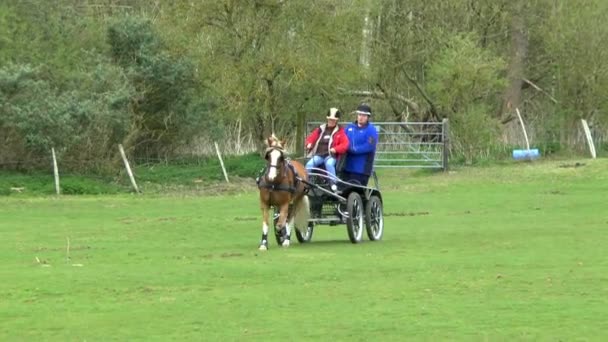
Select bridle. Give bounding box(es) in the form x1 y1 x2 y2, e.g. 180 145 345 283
265 147 284 178
258 146 296 194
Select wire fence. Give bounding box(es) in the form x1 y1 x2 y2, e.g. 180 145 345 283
0 141 264 196
2 117 606 196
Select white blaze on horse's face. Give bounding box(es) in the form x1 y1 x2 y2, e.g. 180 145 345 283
267 149 282 181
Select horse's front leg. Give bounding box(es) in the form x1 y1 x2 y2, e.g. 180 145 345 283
278 203 291 247
259 204 270 250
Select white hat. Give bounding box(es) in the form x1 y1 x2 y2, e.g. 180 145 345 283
326 107 341 120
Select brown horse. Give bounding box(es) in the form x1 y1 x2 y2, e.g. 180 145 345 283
257 134 309 250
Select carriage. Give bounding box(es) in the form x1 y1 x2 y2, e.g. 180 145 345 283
258 134 384 249
271 164 385 245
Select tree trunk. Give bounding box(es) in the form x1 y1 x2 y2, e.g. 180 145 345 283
500 2 528 142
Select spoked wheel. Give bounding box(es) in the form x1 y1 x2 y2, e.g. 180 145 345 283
346 192 364 243
365 195 384 241
295 221 314 243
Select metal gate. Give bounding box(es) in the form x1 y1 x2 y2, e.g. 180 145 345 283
306 119 449 171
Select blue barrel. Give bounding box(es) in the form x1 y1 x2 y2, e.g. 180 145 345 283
512 149 540 160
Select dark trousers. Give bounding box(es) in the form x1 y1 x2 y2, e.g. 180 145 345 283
340 171 369 186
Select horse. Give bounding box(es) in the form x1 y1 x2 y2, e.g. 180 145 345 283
256 134 310 250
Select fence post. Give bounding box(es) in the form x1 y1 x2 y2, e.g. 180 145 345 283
51 147 61 195
442 119 450 172
118 144 140 193
581 119 597 159
214 142 229 183
515 108 531 151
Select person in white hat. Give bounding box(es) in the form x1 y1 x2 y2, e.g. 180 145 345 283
304 107 350 191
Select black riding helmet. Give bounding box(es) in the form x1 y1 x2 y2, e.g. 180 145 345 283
355 103 372 116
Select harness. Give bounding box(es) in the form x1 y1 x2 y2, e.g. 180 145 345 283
256 159 301 193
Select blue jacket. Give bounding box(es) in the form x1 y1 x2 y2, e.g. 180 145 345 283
344 122 378 175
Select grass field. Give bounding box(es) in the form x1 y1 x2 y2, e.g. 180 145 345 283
1 159 607 341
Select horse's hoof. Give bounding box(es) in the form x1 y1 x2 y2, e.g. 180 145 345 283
259 245 268 251
282 240 290 247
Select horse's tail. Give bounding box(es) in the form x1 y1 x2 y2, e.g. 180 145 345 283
294 194 310 231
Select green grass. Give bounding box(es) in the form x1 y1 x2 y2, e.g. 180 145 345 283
0 171 127 196
1 158 607 340
133 153 264 184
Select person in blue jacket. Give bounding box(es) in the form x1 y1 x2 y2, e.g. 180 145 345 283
342 103 378 186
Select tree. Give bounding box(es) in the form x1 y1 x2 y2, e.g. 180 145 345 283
107 16 214 158
162 0 367 147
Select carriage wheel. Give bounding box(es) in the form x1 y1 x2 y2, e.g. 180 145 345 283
346 192 364 243
365 195 384 241
295 221 314 243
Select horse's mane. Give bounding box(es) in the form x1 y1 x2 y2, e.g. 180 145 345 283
265 134 287 154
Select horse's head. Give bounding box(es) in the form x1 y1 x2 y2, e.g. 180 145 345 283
264 134 287 182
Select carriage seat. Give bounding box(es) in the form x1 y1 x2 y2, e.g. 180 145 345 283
306 154 345 192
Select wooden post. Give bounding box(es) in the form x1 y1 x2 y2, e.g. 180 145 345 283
214 142 229 183
236 117 242 155
51 147 60 195
442 119 449 172
118 144 140 193
581 119 597 159
515 108 530 151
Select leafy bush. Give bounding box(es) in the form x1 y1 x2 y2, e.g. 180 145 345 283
450 104 502 164
0 61 134 171
427 34 505 164
107 16 215 158
0 15 215 173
